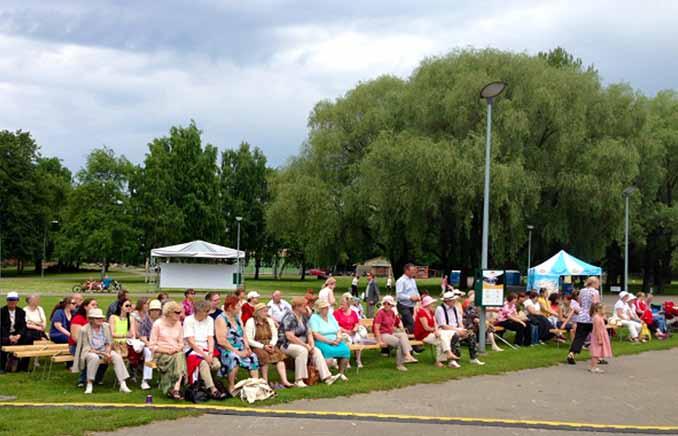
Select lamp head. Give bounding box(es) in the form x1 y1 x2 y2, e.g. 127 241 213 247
622 186 637 197
480 81 507 100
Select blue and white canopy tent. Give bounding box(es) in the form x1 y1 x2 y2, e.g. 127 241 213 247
526 250 602 292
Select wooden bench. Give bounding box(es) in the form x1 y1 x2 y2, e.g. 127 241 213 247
1 343 68 353
348 318 423 352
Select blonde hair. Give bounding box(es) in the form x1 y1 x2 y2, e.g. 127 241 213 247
162 300 181 318
323 277 337 287
636 292 645 299
341 292 352 305
584 276 599 288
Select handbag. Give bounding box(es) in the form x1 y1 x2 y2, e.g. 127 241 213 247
304 353 320 386
184 380 211 403
112 341 128 358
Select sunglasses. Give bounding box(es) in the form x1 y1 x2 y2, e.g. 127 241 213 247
173 311 182 315
69 301 77 305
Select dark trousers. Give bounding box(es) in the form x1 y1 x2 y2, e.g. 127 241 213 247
569 322 593 354
351 285 358 297
498 320 529 346
450 333 478 360
397 303 415 333
1 335 34 371
528 315 554 341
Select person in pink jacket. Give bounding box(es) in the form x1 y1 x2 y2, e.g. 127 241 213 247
589 303 612 374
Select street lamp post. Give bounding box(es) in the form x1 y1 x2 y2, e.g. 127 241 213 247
236 216 243 288
526 225 534 274
478 81 507 353
622 187 637 293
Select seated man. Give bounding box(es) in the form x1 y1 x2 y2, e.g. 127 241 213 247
1 292 33 372
435 291 484 367
183 301 226 399
267 290 291 325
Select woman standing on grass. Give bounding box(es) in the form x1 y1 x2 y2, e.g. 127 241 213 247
318 277 337 314
567 277 600 364
588 303 612 373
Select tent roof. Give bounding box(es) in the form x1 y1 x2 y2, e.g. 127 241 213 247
354 257 392 267
530 250 601 277
151 240 244 259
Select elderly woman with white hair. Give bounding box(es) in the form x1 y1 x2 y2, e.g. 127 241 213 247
309 299 350 381
373 295 417 371
150 300 187 400
24 294 47 342
72 308 131 394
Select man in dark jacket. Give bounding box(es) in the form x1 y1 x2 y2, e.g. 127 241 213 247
365 272 380 318
1 291 32 372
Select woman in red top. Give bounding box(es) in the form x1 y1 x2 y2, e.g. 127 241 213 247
373 296 416 371
335 294 371 368
634 292 667 339
414 296 458 367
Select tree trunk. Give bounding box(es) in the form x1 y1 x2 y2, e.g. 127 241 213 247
300 258 306 280
34 255 43 274
254 255 261 280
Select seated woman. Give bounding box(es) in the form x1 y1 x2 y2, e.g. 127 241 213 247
72 308 131 394
109 297 135 362
524 291 557 343
215 295 260 394
547 293 562 328
184 300 226 399
149 301 187 400
413 295 458 367
614 292 642 342
71 299 104 387
244 303 293 389
634 292 667 340
24 294 47 342
49 297 74 344
374 296 417 372
309 299 350 381
495 293 529 346
279 296 339 387
135 298 161 390
334 293 374 368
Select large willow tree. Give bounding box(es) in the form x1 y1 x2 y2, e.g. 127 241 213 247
268 48 654 280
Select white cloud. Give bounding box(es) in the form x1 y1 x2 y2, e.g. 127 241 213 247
0 0 677 172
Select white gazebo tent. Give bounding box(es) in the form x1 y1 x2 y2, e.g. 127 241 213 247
150 240 244 290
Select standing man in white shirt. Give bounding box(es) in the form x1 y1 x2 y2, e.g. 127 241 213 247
267 290 292 325
395 263 420 333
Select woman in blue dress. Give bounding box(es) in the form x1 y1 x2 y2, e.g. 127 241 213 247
309 299 350 382
215 295 259 393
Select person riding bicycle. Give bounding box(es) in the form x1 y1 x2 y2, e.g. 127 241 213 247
102 275 113 290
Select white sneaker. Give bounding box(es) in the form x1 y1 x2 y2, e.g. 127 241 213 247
470 358 486 366
84 383 93 394
339 374 349 382
324 374 341 385
294 380 307 388
141 381 151 390
119 382 132 393
448 360 461 368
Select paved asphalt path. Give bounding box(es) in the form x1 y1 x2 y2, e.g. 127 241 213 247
95 347 678 436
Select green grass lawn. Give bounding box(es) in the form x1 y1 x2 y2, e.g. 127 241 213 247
1 333 677 435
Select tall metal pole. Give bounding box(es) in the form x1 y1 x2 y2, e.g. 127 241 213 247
478 97 493 354
624 194 629 293
236 218 242 287
41 224 47 279
527 228 533 273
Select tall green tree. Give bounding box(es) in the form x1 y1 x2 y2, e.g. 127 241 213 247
221 142 275 279
56 147 137 272
132 122 223 257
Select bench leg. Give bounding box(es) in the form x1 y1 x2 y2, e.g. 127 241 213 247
494 333 518 350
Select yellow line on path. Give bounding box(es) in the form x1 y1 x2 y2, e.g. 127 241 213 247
1 401 677 434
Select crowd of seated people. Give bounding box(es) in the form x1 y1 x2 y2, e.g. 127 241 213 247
1 272 674 397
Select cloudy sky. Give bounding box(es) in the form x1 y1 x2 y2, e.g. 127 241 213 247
1 1 677 171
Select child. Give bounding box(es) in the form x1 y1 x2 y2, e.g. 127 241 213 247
589 303 612 373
